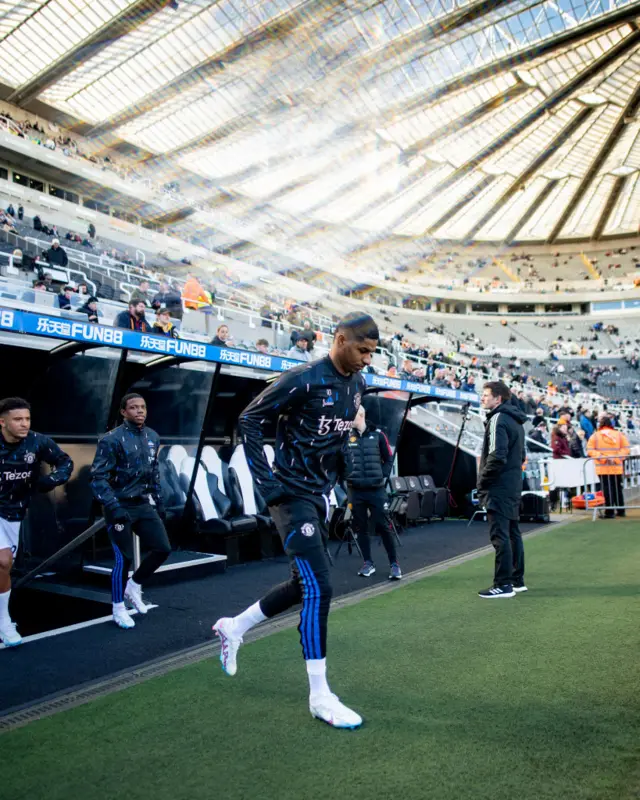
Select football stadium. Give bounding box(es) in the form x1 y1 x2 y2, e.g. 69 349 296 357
0 0 639 797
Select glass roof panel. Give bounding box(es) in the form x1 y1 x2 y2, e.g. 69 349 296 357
43 0 305 123
0 0 136 88
604 172 640 234
432 175 511 239
507 177 577 240
475 176 548 239
560 173 617 236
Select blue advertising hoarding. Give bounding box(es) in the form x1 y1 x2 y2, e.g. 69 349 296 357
0 308 480 405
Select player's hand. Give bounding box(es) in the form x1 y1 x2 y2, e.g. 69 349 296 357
37 476 57 493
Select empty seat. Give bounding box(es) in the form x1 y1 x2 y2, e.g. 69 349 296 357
228 445 272 526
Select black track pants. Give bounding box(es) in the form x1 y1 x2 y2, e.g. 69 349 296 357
487 511 524 587
259 499 332 660
349 487 397 565
106 501 171 604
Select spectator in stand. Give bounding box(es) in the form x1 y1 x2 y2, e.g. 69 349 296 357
528 421 549 452
6 204 15 217
17 205 24 221
461 374 476 393
0 210 16 231
45 239 68 268
152 308 179 339
130 280 151 307
57 285 74 310
78 296 99 323
255 339 270 354
551 423 571 459
41 272 54 292
564 418 583 459
33 215 42 232
88 223 96 239
211 324 233 347
579 408 595 438
151 281 182 320
76 282 89 296
33 280 47 292
287 335 312 362
299 319 317 351
182 273 209 310
115 300 151 333
575 428 588 457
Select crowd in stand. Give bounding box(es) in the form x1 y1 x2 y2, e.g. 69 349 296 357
0 111 149 186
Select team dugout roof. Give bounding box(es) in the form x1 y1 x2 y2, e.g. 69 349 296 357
1 0 639 242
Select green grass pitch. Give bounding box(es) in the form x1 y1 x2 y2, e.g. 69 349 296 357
4 519 639 800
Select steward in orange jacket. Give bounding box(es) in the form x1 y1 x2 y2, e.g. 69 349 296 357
586 420 630 475
182 275 209 310
586 417 630 517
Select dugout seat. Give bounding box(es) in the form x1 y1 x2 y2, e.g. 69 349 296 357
157 446 186 519
178 456 257 564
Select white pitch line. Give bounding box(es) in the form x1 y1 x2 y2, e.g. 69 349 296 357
0 605 159 649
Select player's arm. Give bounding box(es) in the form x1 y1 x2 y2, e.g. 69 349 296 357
90 437 120 510
477 414 508 490
378 429 394 479
239 368 305 503
36 435 73 492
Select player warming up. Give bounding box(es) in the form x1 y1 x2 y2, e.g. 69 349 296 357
0 397 72 646
91 394 171 630
213 313 379 729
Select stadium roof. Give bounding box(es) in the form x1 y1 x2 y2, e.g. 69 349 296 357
2 0 640 243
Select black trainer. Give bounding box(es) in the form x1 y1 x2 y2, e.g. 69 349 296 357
478 585 515 599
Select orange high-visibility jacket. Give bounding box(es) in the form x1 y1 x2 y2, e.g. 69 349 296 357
586 427 630 475
182 277 209 310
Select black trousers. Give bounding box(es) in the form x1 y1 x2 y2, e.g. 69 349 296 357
601 474 625 518
259 499 332 660
106 500 171 604
487 511 524 588
349 487 397 565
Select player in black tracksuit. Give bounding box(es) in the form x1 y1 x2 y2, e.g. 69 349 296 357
343 405 400 579
0 397 72 646
213 313 379 729
90 393 170 629
477 383 527 599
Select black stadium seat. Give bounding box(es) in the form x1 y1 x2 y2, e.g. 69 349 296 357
178 455 256 565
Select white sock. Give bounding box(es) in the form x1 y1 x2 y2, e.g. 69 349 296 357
306 658 330 697
232 601 267 637
0 589 10 624
113 601 126 613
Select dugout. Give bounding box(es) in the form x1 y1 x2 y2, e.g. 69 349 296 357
0 309 479 632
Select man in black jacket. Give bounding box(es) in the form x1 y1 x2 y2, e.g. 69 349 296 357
345 405 399 580
90 394 170 630
0 397 72 646
212 312 379 729
114 300 152 333
45 239 68 268
477 382 527 599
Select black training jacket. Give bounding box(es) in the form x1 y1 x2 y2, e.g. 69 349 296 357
344 423 393 489
90 420 163 511
239 356 366 510
0 431 73 521
477 400 527 519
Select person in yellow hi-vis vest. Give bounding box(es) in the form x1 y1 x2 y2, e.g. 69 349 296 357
587 417 630 518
